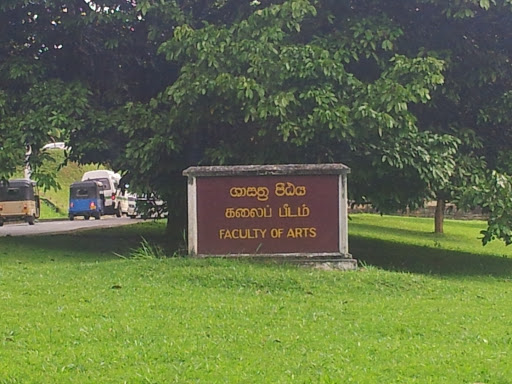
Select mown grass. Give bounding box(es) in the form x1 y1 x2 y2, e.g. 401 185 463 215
350 213 512 276
1 216 512 383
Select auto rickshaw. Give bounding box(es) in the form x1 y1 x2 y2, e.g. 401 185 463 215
69 180 104 220
0 179 41 226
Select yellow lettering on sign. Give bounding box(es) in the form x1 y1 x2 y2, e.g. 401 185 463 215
225 206 272 219
219 228 267 240
270 228 284 238
274 182 307 197
229 187 269 201
220 228 317 240
278 203 310 218
286 227 317 238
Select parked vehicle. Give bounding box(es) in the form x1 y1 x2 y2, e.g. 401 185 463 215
81 170 121 216
116 191 137 217
68 181 104 220
0 179 40 226
127 194 137 219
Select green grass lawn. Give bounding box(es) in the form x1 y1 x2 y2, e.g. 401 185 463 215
350 213 512 276
1 216 512 383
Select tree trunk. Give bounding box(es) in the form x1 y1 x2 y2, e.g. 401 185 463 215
434 198 445 234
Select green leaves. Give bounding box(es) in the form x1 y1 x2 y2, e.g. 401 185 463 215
154 0 462 213
136 0 152 17
479 0 492 10
459 171 512 245
3 0 512 241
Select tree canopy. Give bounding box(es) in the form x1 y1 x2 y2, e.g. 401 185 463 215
3 0 512 243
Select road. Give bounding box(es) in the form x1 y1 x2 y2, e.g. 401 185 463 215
0 216 142 237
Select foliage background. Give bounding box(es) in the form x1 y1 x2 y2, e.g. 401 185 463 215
3 0 512 241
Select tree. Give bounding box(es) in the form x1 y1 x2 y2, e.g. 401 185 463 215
395 0 512 233
0 0 175 187
54 0 454 233
130 0 459 226
4 0 512 245
148 0 512 238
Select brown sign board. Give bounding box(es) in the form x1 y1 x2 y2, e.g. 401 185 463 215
183 164 351 259
196 175 339 254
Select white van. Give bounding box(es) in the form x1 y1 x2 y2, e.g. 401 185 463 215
81 170 122 216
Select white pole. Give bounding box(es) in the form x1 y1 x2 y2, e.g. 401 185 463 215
24 145 32 179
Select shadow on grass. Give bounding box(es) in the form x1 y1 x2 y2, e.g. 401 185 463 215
0 222 186 262
351 222 465 240
351 235 512 277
